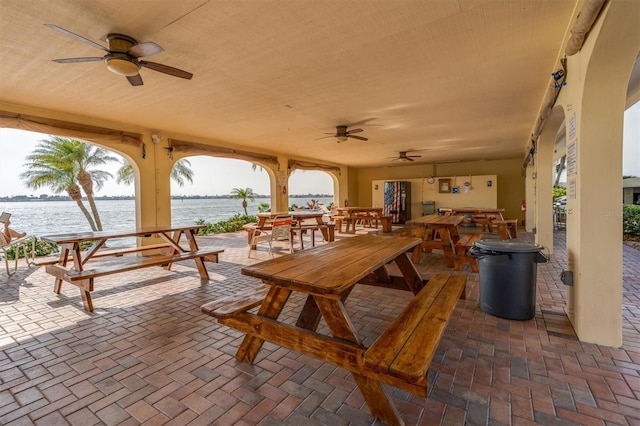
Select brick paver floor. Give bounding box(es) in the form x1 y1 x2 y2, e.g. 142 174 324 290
1 227 639 425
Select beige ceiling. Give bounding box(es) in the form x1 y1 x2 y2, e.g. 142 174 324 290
0 0 582 168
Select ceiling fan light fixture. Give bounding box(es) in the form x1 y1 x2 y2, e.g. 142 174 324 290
106 55 140 76
337 135 348 142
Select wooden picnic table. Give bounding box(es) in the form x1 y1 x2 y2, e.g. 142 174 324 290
334 206 384 233
201 235 466 425
448 207 505 218
248 211 334 246
41 225 223 312
406 214 464 267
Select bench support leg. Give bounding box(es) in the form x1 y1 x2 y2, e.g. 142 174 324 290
295 287 355 331
236 286 290 363
80 287 94 312
353 374 404 426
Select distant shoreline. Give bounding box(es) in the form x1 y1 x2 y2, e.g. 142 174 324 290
0 194 333 202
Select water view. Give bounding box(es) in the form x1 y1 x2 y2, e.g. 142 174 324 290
1 197 334 237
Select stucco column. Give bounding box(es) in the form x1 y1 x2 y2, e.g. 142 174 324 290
559 0 639 346
534 113 558 254
134 139 172 231
524 165 536 233
272 157 289 213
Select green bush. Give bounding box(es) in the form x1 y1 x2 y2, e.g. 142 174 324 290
623 204 640 236
196 214 258 235
3 236 59 260
552 186 566 200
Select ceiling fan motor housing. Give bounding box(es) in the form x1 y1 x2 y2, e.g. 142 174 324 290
106 33 138 51
105 34 140 76
105 53 140 76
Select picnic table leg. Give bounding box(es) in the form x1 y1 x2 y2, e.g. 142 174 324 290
185 229 210 280
295 287 354 331
314 297 403 426
353 374 405 426
314 218 331 242
393 253 424 294
236 286 291 363
69 243 95 313
79 280 94 312
440 228 457 268
53 246 70 294
411 227 427 263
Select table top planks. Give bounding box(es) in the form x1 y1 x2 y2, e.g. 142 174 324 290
41 224 206 245
241 235 421 295
406 214 463 227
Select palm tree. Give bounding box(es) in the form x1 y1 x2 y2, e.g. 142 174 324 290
117 158 194 186
65 140 118 230
229 187 255 215
20 137 116 231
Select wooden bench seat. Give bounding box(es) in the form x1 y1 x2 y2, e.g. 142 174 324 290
355 213 377 228
454 231 483 272
364 274 466 392
46 248 223 282
336 216 358 233
201 285 270 319
492 219 518 240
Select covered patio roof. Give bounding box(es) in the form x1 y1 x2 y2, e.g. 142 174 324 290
1 0 590 167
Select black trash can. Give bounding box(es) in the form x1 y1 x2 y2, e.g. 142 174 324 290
470 240 547 320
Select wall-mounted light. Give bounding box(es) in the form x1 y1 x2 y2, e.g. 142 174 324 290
164 146 174 159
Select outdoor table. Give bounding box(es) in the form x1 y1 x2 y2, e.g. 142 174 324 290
227 235 428 425
41 225 222 312
334 206 384 233
251 211 334 244
406 214 464 267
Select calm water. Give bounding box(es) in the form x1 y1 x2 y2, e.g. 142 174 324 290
1 197 333 237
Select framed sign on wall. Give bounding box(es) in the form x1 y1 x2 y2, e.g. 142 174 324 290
439 178 451 193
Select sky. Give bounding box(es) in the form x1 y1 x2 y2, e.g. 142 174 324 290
1 103 638 197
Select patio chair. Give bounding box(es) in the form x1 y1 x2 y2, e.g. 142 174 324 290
0 233 36 277
248 215 294 257
317 202 337 223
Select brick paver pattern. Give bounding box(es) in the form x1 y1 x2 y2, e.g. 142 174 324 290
1 227 639 425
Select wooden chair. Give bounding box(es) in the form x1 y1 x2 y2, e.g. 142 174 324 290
248 215 294 257
1 233 36 276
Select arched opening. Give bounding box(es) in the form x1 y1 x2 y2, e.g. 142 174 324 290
288 169 335 210
0 128 137 236
167 156 272 225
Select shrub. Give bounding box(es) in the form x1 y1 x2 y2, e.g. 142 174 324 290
196 214 258 235
623 204 640 236
552 186 566 200
3 237 59 260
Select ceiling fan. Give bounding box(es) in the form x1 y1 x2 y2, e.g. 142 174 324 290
316 125 368 143
388 151 422 162
44 24 193 86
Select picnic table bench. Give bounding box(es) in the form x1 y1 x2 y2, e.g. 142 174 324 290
41 225 223 312
201 235 466 426
454 231 484 272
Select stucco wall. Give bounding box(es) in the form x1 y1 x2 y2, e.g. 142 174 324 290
351 158 525 221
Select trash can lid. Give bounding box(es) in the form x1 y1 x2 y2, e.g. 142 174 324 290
474 239 545 253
